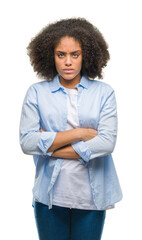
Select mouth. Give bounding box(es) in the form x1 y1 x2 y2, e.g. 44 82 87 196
63 69 74 73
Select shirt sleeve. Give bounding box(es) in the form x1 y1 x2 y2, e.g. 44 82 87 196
19 85 56 156
72 89 118 165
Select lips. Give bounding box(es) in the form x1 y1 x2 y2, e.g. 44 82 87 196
63 69 74 73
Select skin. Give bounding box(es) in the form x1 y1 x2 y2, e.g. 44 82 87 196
40 36 98 159
40 128 98 158
54 36 82 89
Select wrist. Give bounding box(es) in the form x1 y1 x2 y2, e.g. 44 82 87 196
52 145 81 159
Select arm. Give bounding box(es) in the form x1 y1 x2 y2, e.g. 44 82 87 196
47 129 82 152
71 90 118 165
51 144 81 159
50 129 98 163
19 85 56 156
40 128 98 153
51 145 89 166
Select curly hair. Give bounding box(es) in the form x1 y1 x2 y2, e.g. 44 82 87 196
27 18 110 80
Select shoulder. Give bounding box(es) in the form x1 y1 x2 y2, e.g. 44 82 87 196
23 81 51 102
87 77 114 97
86 78 117 108
90 78 113 90
26 80 51 94
29 80 50 90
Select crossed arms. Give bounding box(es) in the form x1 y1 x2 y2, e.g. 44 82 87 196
40 128 98 159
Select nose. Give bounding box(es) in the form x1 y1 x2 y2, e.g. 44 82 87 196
65 55 72 66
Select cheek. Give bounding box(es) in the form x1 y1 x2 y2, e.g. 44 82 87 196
78 55 83 65
78 59 82 69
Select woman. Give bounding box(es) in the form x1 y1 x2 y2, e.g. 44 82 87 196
19 18 122 240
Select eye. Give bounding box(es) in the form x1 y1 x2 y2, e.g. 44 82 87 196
73 53 79 58
57 53 64 58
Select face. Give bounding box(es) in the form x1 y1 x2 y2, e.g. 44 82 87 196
54 36 82 85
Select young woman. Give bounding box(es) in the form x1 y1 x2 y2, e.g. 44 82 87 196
19 18 122 240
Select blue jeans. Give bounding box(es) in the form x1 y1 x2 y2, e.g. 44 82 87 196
34 201 106 240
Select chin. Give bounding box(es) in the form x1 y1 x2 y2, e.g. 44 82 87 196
60 73 80 80
63 76 75 80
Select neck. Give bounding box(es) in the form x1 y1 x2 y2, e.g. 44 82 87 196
59 74 81 89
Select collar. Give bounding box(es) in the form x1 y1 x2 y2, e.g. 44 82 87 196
49 74 89 93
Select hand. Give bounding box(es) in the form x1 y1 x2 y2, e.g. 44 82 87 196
40 129 45 132
80 128 98 141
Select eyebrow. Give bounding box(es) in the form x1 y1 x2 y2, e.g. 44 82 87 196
55 50 82 54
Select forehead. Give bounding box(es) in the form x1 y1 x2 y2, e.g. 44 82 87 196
54 36 82 51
